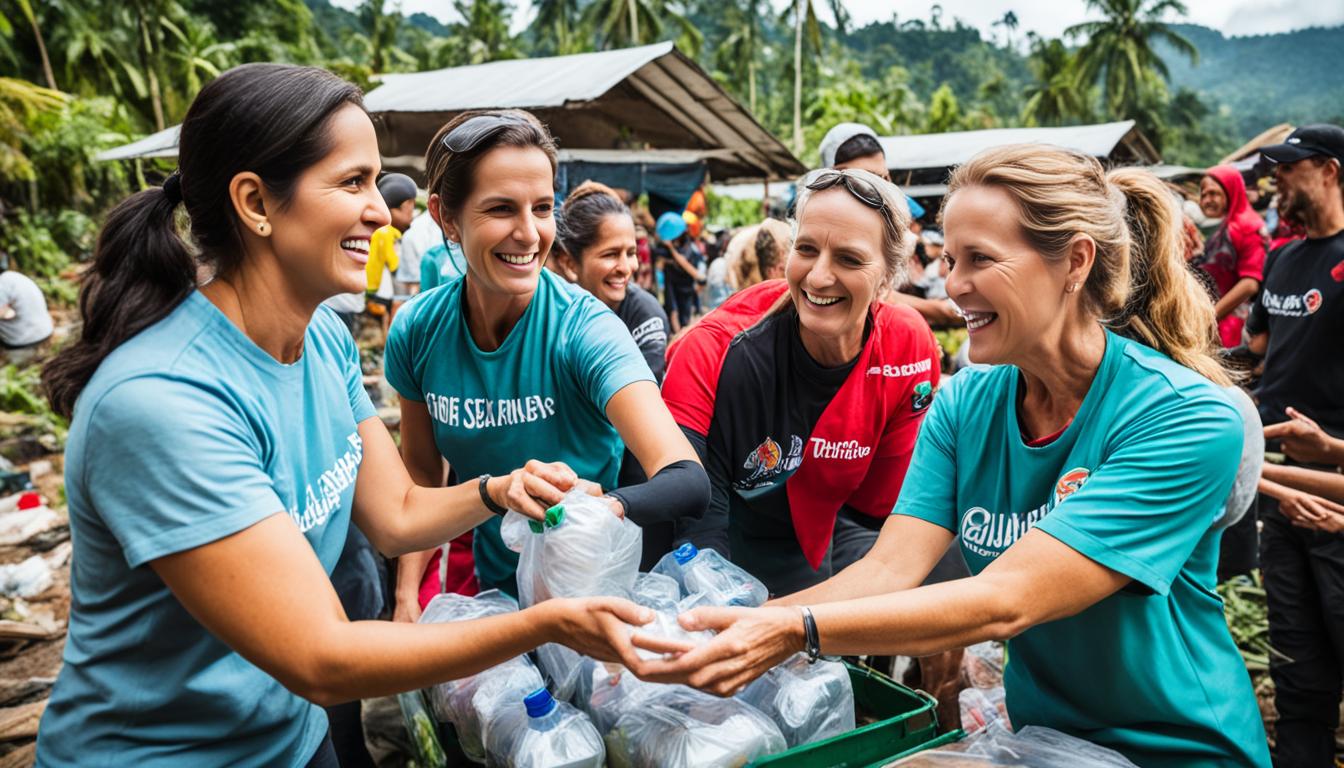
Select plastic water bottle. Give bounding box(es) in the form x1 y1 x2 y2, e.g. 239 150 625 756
486 688 605 768
668 543 769 607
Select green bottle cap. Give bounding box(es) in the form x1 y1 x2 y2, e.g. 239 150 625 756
545 504 565 528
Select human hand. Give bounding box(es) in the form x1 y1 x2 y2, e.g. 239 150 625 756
488 460 580 521
626 605 804 696
392 590 422 623
544 596 654 669
1267 480 1344 531
1264 408 1343 466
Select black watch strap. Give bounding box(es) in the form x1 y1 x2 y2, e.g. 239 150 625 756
478 474 508 516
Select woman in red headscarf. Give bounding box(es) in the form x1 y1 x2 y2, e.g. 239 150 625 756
1196 165 1269 347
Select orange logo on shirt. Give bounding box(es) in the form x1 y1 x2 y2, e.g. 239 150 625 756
1054 467 1091 506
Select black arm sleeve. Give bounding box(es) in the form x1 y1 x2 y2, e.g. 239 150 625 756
608 453 710 530
668 424 732 556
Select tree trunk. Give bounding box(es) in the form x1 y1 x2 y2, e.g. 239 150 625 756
627 0 639 44
749 59 757 115
793 0 803 154
137 9 166 131
25 10 57 91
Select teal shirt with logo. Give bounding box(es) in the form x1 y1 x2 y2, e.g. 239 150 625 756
419 241 466 292
37 293 375 767
896 330 1269 767
385 269 654 593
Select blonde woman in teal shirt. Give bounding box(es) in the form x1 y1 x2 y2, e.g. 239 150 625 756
630 146 1270 767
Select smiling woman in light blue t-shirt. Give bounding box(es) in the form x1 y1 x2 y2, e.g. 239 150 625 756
386 110 709 614
33 65 652 768
627 146 1270 766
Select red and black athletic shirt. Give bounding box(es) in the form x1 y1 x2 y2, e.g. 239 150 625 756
662 280 940 582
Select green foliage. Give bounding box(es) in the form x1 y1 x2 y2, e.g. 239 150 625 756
0 363 68 448
0 209 89 278
704 188 762 229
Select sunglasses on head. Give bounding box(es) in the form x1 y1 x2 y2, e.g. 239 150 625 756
806 169 888 213
441 114 530 154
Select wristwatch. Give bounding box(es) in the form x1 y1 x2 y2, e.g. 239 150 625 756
478 474 508 516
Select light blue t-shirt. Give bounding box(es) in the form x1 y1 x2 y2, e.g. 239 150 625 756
385 269 653 593
418 240 466 292
37 292 376 768
896 330 1269 767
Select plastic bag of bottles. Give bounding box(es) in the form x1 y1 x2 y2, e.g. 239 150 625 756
887 721 1139 767
958 686 1008 734
652 543 768 607
502 487 643 606
417 590 543 762
737 654 855 747
577 660 663 736
484 688 605 768
604 685 786 768
397 689 448 768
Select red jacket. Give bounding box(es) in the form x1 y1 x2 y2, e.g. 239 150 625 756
1198 166 1267 347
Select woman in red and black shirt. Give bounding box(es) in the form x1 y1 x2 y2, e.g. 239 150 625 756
662 169 946 594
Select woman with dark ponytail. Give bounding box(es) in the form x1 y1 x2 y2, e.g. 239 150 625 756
626 146 1269 766
35 65 649 768
552 180 670 383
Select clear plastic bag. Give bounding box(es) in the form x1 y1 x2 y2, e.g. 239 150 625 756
504 487 643 606
737 654 855 747
959 641 1004 689
484 688 605 768
630 605 714 661
886 720 1139 767
416 590 541 763
629 572 681 607
577 660 664 736
957 686 1008 734
504 488 642 699
604 685 786 768
397 689 448 768
653 543 768 607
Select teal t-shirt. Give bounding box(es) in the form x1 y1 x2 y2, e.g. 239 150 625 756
385 269 654 593
896 330 1269 767
419 241 466 292
36 292 375 768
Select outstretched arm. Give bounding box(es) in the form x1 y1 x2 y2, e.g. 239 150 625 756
152 513 651 707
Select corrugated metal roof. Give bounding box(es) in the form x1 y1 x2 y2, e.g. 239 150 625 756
879 121 1156 171
365 43 676 113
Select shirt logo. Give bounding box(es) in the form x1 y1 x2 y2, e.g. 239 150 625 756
742 435 803 486
289 432 363 534
1054 467 1092 505
629 317 667 347
960 503 1049 558
809 437 872 461
867 358 934 378
1305 288 1323 314
912 380 933 412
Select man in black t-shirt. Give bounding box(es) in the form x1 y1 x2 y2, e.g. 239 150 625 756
1245 123 1344 768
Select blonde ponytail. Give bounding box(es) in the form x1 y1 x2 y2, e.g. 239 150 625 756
1106 168 1230 386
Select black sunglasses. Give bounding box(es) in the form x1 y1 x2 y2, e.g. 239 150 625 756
441 114 530 154
805 169 888 212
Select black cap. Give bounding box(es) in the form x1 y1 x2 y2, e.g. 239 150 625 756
1259 124 1344 164
376 173 418 208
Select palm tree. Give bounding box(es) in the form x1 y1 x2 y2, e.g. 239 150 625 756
992 10 1019 49
783 0 848 154
1065 0 1197 122
585 0 700 55
715 0 767 115
531 0 585 55
1021 35 1088 126
450 0 522 65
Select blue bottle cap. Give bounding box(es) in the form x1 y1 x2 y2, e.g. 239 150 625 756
672 542 699 565
524 687 556 718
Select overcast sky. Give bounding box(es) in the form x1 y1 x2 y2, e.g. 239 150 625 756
337 0 1343 39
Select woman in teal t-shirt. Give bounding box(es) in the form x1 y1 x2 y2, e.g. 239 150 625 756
628 146 1270 766
386 110 708 615
35 66 651 768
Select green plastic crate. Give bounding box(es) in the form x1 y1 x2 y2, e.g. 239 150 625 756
879 730 967 764
747 662 942 768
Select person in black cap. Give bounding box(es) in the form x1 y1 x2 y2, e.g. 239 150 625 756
1246 122 1344 768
